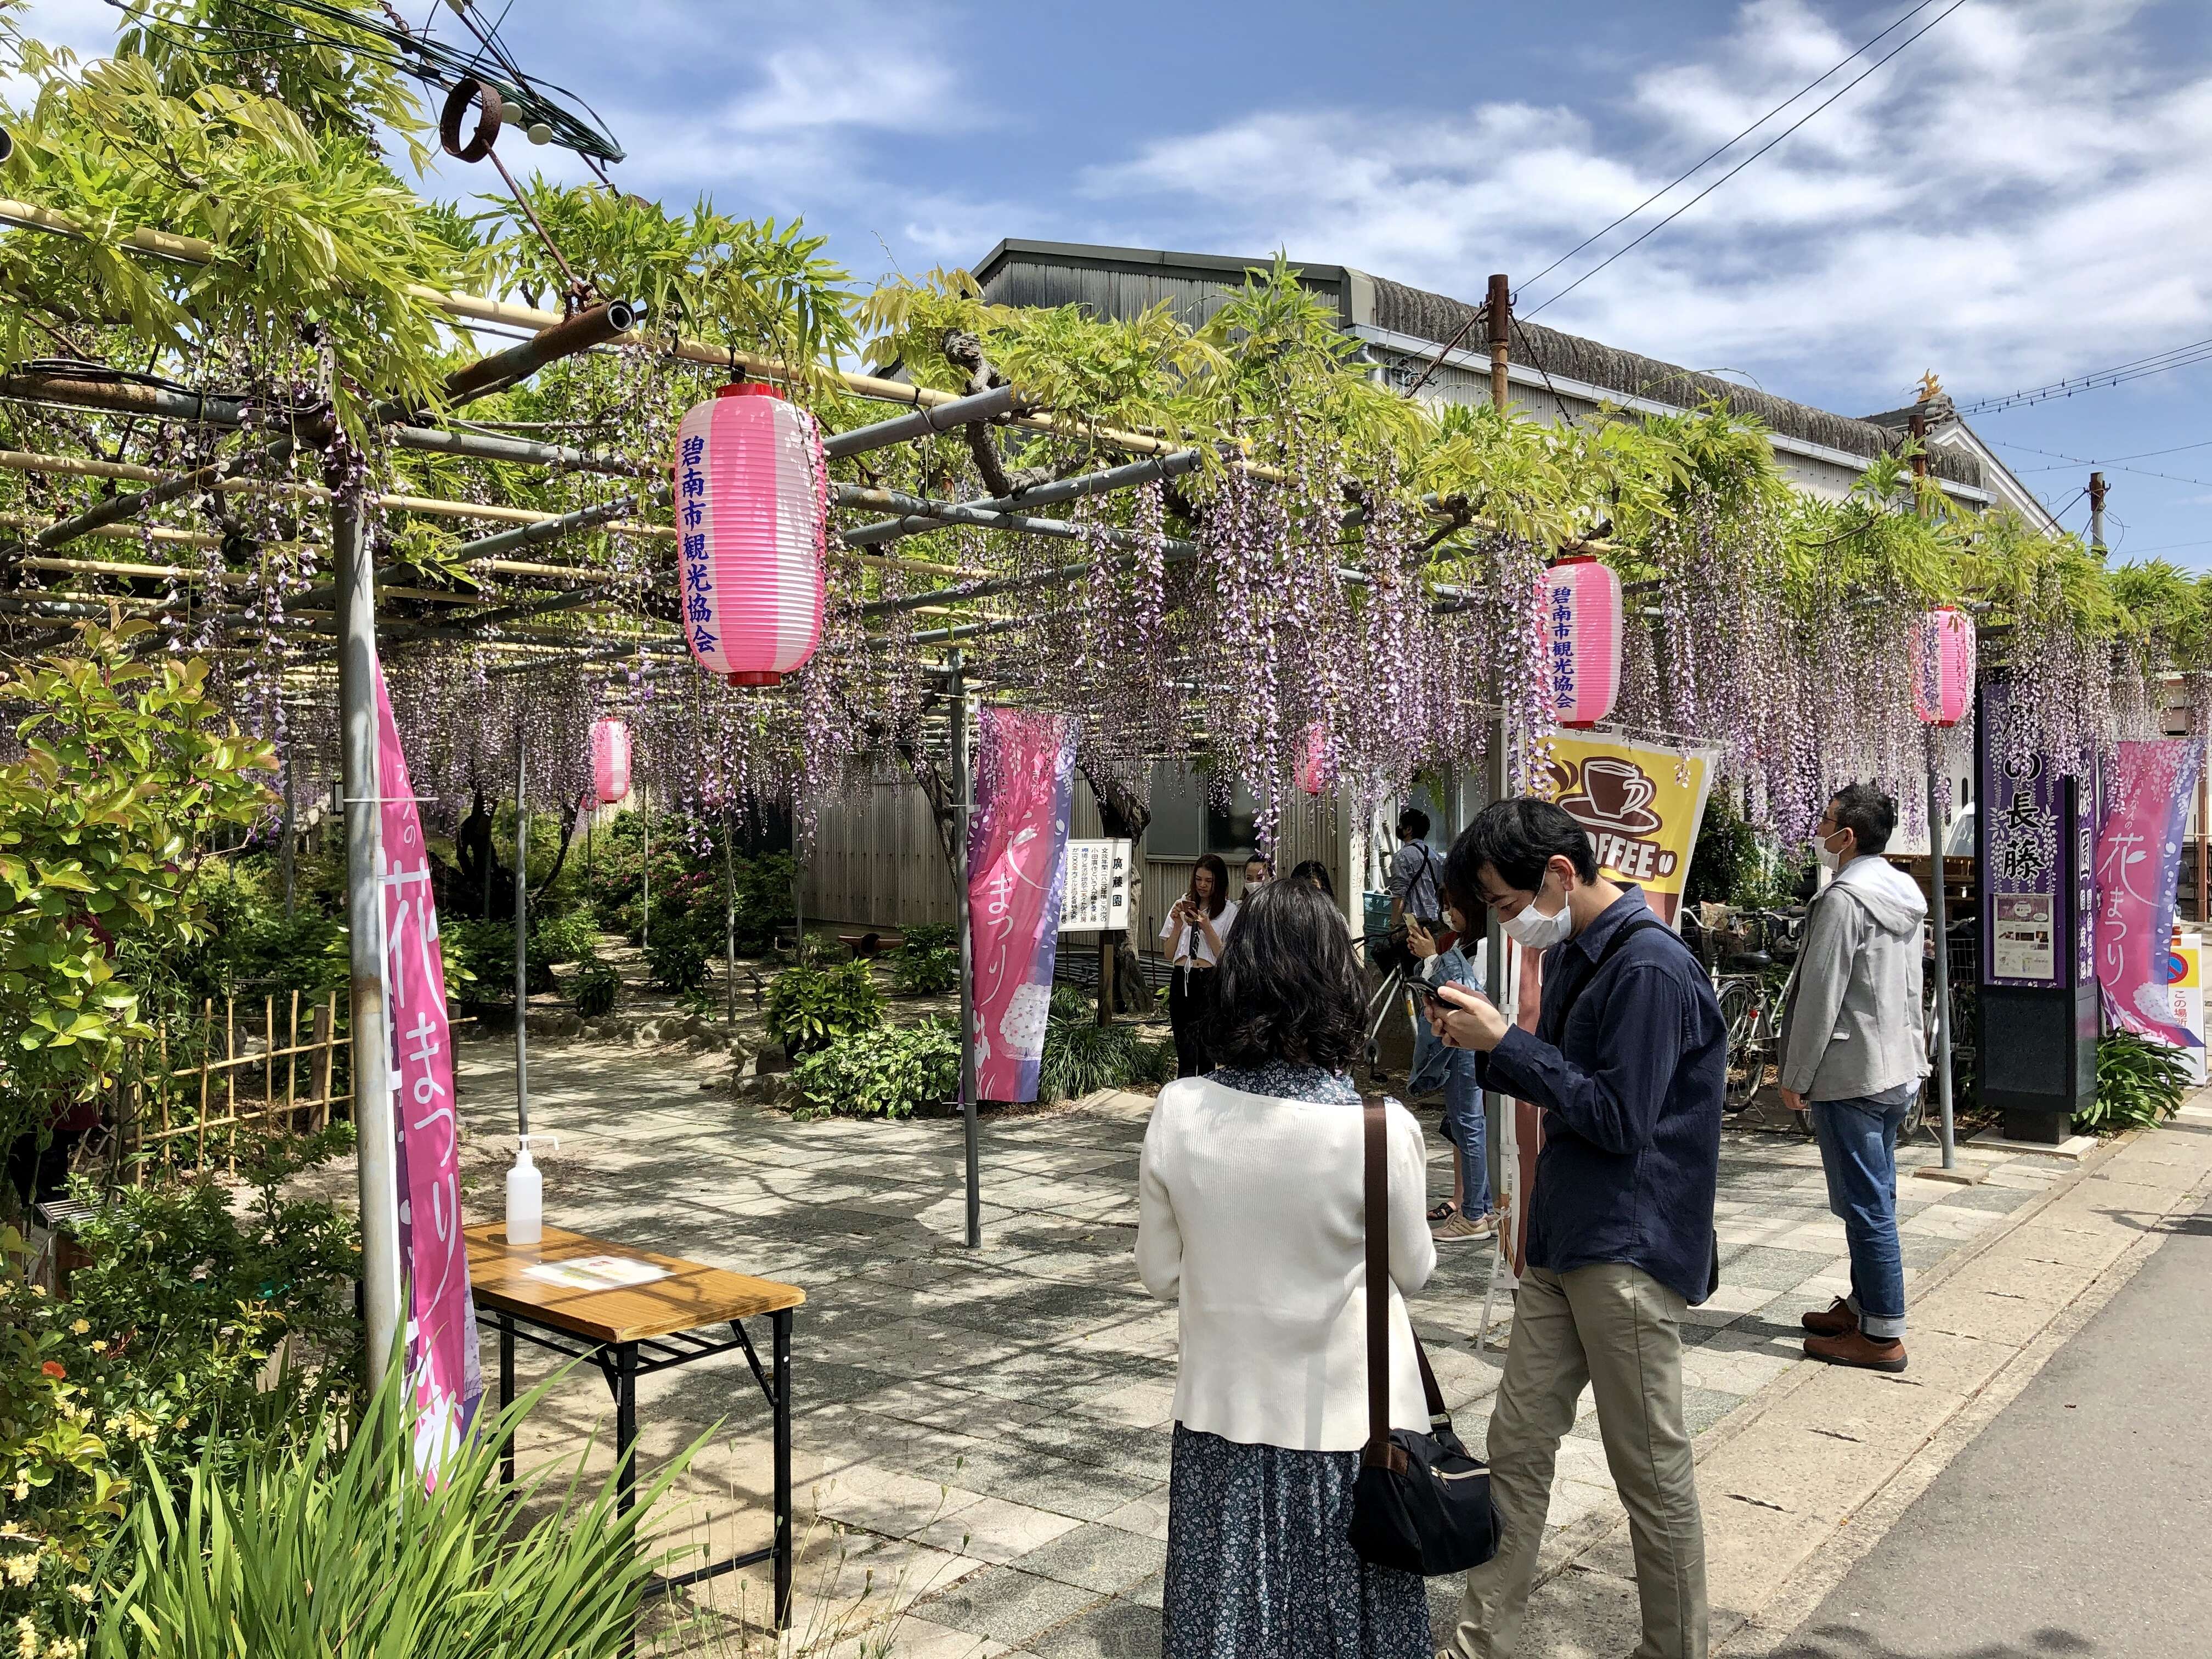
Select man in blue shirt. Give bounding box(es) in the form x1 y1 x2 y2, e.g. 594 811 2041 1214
1429 798 1725 1659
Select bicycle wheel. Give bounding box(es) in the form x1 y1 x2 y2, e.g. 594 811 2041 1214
1717 981 1762 1111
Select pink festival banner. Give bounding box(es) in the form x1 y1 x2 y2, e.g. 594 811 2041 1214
967 709 1077 1103
2094 738 2203 1050
374 665 483 1474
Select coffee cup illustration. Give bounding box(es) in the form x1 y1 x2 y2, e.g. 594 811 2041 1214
1558 756 1662 837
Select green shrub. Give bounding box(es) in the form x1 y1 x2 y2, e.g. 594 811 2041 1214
91 1356 697 1659
893 938 959 996
530 907 601 966
1 1130 358 1645
1132 1034 1180 1086
765 959 884 1057
789 1018 959 1119
2083 1031 2192 1134
1039 992 1147 1102
644 932 711 995
570 956 619 1018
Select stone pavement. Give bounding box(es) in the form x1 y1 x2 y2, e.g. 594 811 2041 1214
450 1035 2101 1657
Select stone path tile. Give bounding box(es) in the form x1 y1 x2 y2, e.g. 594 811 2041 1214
447 1042 2081 1654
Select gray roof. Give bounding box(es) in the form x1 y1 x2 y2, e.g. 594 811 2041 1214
1368 276 1982 489
969 240 1982 491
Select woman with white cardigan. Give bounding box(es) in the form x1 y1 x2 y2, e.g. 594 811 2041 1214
1136 878 1437 1658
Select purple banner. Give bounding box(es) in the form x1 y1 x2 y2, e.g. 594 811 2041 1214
2095 739 2203 1047
967 709 1076 1103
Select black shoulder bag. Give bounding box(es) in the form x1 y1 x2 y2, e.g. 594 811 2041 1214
1347 1102 1502 1576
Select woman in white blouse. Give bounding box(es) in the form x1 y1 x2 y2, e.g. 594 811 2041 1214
1159 853 1237 1078
1138 878 1436 1658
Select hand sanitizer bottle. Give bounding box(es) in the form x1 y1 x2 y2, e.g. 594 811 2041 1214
506 1137 543 1246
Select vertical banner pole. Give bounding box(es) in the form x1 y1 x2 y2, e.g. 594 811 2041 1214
335 496 399 1387
514 721 531 1142
1926 741 1956 1169
951 652 980 1248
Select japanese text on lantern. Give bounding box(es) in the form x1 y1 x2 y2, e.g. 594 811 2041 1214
1550 584 1576 704
679 434 714 656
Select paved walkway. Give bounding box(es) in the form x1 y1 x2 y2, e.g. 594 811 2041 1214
448 1036 2096 1657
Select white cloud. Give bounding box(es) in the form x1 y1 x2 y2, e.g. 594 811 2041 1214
1069 0 2212 413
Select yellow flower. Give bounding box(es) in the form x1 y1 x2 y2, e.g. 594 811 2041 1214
14 1615 36 1659
1 1554 38 1588
87 1343 106 1356
67 1321 87 1336
64 1585 92 1606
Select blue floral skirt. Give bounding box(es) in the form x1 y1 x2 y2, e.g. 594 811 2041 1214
1163 1424 1431 1658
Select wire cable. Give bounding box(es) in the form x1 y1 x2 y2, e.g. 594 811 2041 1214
1517 0 1945 301
1957 337 2212 415
1522 0 1967 321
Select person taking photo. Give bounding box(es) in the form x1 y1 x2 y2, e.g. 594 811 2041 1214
1161 854 1237 1079
1779 782 1928 1374
1426 797 1724 1659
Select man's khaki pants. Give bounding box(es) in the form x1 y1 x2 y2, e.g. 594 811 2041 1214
1445 1262 1708 1659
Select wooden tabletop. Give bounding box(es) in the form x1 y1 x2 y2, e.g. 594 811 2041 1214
465 1222 804 1345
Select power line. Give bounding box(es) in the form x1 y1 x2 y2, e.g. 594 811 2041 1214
1515 0 1945 300
1522 0 1967 321
1989 438 2212 490
1957 336 2212 415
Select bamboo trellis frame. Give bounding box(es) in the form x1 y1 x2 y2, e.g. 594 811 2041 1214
101 991 351 1182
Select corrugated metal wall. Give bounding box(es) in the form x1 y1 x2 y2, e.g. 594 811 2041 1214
979 250 1344 334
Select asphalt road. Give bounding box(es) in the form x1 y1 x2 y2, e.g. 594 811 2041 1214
1774 1167 2212 1659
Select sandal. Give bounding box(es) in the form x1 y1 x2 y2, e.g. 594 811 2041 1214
1426 1199 1458 1224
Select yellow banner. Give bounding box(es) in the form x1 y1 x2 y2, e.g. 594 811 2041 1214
1534 735 1719 926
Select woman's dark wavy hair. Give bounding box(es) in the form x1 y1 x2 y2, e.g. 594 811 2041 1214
1204 878 1364 1071
1288 859 1335 899
1186 853 1230 919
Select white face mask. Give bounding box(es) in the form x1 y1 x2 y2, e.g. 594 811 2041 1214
1816 830 1850 872
1499 871 1573 949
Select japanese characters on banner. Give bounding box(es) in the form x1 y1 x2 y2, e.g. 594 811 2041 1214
1059 839 1133 932
373 666 482 1478
967 710 1077 1103
1979 676 2089 988
2165 931 2205 1083
2093 739 2203 1049
1534 733 1718 927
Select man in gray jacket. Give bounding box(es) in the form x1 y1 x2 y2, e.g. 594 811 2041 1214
1778 782 1927 1373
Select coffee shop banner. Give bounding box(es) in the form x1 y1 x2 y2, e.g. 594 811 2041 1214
1537 736 1719 927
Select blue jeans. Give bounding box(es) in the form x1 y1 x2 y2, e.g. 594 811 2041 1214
1442 1047 1492 1216
1810 1092 1910 1340
1410 1009 1451 1094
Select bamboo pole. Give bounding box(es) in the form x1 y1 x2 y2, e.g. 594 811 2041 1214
287 990 301 1134
156 1025 171 1181
195 1000 211 1169
263 995 275 1138
224 996 236 1172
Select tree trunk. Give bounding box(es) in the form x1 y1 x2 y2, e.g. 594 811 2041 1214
530 798 582 906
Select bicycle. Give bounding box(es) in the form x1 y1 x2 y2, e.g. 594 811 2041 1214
1705 906 1813 1134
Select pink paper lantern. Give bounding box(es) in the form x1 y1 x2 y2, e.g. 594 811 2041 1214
1295 723 1328 795
1911 606 1974 727
589 716 631 805
674 383 827 688
1543 555 1622 729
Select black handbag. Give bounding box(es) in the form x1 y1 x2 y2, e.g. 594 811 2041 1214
1346 1102 1502 1576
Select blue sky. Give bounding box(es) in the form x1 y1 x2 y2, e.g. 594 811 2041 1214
19 0 2212 563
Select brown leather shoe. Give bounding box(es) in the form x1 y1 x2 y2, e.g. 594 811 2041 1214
1802 1297 1858 1338
1805 1330 1907 1373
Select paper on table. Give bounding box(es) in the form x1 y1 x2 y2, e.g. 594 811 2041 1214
522 1255 671 1292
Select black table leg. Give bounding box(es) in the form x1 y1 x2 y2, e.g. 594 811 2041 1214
772 1307 792 1630
498 1312 516 1487
613 1341 639 1518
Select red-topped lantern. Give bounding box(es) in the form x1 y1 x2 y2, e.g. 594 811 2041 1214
674 383 827 688
589 716 631 805
1542 555 1622 729
1911 606 1974 728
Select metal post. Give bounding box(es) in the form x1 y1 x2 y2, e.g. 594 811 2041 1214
334 496 399 1389
951 651 980 1248
2089 471 2107 553
1486 273 1511 411
1482 712 1508 1211
640 792 651 951
514 720 531 1141
2198 750 2209 926
1926 746 1956 1169
724 818 738 1026
279 741 297 920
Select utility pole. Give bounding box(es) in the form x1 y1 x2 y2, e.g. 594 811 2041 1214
1486 273 1511 411
2089 471 2108 552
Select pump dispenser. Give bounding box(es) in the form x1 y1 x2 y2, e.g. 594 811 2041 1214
506 1137 544 1246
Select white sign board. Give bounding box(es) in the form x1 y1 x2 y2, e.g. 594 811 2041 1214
1060 839 1133 931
